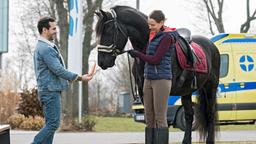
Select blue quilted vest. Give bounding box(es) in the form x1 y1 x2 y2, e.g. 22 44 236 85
144 31 178 80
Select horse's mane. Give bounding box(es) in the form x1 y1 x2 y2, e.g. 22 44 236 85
112 6 148 36
112 5 148 23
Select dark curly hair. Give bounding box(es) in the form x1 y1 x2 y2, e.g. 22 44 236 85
149 10 165 23
37 17 55 34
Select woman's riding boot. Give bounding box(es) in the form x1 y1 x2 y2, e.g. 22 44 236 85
145 127 154 144
154 127 169 144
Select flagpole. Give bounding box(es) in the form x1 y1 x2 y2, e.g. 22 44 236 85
78 0 83 123
68 0 83 123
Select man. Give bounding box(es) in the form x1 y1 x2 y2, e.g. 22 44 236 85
32 17 93 144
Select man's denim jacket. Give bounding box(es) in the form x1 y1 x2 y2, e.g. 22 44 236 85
34 37 78 92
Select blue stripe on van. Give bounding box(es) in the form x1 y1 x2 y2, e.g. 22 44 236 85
218 82 256 92
168 82 256 106
210 33 229 42
168 93 197 106
222 38 256 43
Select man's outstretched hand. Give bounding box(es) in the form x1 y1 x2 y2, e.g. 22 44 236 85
81 74 93 81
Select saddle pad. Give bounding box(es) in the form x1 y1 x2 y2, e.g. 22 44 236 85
175 41 208 73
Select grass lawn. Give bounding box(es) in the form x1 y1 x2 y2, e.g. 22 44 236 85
94 116 256 132
94 116 145 132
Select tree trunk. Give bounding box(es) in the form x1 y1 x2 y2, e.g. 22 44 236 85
82 0 103 114
55 0 68 64
53 0 79 119
202 0 225 33
240 0 256 33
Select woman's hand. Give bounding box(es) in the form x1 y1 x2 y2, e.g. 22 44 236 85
127 50 137 58
80 63 97 81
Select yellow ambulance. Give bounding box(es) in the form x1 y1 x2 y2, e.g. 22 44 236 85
132 33 256 131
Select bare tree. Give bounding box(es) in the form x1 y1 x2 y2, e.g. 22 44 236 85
240 0 256 33
11 0 104 120
88 51 134 114
0 58 19 92
81 0 104 114
191 1 214 36
88 70 110 113
195 0 256 34
10 0 50 89
202 0 225 34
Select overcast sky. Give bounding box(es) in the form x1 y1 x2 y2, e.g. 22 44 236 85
7 0 256 58
120 0 255 34
7 0 256 61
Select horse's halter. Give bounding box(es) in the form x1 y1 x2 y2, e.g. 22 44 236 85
97 9 128 56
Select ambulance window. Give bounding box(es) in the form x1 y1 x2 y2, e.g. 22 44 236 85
220 54 228 78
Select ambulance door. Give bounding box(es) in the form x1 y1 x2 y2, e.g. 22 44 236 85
232 44 256 120
217 50 236 120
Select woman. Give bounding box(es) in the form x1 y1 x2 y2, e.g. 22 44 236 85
128 10 178 144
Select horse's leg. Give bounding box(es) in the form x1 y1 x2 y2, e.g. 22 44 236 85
181 94 193 144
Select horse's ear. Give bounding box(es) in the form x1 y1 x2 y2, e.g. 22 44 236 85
99 9 108 18
95 10 102 18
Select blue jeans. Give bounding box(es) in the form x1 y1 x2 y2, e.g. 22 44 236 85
32 91 61 144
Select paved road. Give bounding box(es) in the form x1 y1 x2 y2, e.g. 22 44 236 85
11 130 256 144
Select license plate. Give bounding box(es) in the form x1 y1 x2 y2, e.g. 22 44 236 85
135 115 144 121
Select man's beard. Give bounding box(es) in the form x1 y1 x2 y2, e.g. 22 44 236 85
49 35 55 41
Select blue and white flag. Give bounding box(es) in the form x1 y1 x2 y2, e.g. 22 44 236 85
68 0 83 122
68 0 82 74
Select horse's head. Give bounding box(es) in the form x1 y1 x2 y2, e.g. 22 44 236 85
95 6 149 70
95 9 128 70
95 6 150 101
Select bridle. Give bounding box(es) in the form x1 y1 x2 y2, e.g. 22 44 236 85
96 8 144 103
97 9 128 56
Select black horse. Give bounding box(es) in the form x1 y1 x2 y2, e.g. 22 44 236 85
95 5 220 144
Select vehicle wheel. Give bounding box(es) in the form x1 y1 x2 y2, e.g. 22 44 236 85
175 106 199 131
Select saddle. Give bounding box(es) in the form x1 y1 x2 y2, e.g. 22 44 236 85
176 28 208 73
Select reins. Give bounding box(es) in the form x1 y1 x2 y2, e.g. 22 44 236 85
97 9 128 56
127 53 138 101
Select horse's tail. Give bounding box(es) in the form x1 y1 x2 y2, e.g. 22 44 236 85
192 34 220 142
196 82 219 141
